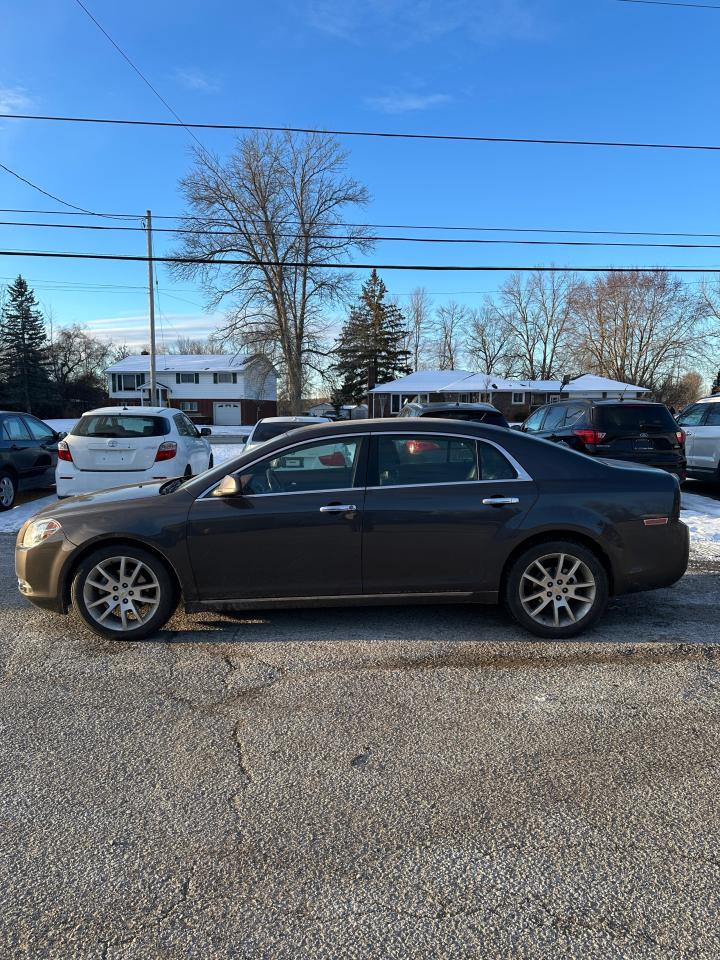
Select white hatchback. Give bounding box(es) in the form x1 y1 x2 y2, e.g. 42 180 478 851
56 406 213 498
243 416 330 454
677 396 720 482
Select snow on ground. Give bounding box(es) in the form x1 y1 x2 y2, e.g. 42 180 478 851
211 444 244 466
0 494 56 534
681 492 720 561
207 425 252 438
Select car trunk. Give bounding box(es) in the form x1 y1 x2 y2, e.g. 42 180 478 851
592 405 681 458
68 413 171 471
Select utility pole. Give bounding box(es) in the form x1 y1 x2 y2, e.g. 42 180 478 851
145 210 158 406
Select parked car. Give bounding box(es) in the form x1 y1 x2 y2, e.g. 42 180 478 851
676 396 720 481
18 419 688 642
519 399 686 478
243 415 330 454
55 406 213 498
0 411 64 511
398 401 509 428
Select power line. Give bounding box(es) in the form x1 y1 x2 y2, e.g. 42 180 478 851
3 112 720 152
2 210 720 241
0 161 98 215
6 217 720 250
617 0 720 9
1 248 719 272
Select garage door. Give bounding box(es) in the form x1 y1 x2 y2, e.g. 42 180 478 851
214 402 242 426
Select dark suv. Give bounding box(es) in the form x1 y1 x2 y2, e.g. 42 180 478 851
519 399 686 478
398 401 509 429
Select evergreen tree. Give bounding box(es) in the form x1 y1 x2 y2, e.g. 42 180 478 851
0 276 54 414
333 270 411 404
712 369 720 395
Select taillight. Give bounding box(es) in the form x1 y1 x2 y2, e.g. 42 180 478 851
573 429 606 446
155 441 177 462
57 440 73 462
676 430 686 446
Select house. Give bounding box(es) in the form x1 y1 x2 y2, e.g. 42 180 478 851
105 354 278 426
369 370 652 419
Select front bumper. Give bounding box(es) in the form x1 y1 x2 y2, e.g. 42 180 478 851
15 527 75 613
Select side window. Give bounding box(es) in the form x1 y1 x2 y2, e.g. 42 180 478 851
2 416 32 441
235 440 360 495
704 406 720 426
563 404 586 428
22 416 55 441
522 408 546 433
173 413 193 438
478 442 518 481
677 404 708 427
181 413 200 437
541 404 568 432
376 435 478 487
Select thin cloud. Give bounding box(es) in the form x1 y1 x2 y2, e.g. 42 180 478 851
365 91 452 114
173 68 221 94
305 0 541 45
0 85 32 113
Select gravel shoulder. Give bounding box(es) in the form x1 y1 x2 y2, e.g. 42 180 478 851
1 537 719 959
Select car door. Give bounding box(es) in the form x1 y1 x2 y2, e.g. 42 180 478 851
186 435 367 601
0 415 37 481
676 403 709 468
361 431 537 596
687 404 720 472
534 403 570 444
22 415 59 483
174 413 207 472
519 406 547 435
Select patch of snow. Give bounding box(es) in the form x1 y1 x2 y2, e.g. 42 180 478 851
207 425 252 437
0 494 56 534
681 492 720 561
211 444 245 467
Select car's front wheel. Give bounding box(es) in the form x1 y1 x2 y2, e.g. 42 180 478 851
505 540 608 638
71 545 177 641
0 471 18 511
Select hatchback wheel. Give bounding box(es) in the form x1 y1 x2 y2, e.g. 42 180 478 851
0 472 17 511
72 545 177 641
505 540 608 638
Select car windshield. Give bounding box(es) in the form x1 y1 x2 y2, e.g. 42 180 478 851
251 421 302 442
72 414 171 438
594 405 677 433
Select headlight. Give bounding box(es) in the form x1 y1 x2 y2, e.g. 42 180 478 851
22 518 62 548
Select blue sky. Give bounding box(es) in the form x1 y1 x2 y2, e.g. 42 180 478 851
1 0 720 347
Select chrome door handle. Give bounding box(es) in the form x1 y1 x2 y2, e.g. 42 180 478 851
319 504 357 514
482 496 520 506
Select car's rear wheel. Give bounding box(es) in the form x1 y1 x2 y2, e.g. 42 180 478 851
505 540 608 638
0 472 18 511
71 545 177 641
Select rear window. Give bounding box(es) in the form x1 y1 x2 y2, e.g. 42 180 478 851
72 414 171 438
594 405 677 433
252 422 304 443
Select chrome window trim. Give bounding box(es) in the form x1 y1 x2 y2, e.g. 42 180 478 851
197 428 532 499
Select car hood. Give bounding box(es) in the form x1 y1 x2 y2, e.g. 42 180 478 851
31 480 171 520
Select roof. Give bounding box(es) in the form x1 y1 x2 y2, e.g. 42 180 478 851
369 369 472 394
373 370 650 395
80 405 172 416
106 354 261 374
402 401 500 414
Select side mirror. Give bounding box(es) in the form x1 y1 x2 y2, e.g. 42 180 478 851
510 424 522 431
212 474 242 498
200 427 212 437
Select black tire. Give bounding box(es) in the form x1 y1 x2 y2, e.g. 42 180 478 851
71 544 178 641
0 471 18 511
505 540 609 639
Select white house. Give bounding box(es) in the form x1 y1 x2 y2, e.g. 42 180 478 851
368 371 652 418
106 354 278 426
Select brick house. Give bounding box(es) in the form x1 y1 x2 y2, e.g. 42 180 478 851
106 354 278 426
369 370 651 420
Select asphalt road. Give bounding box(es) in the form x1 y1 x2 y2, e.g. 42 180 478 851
1 534 720 959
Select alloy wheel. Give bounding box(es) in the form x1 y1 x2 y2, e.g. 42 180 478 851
82 556 161 632
519 552 596 629
0 476 15 507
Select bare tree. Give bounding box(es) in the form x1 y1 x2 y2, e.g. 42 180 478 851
171 131 373 413
404 287 433 370
573 271 711 389
432 301 470 369
496 270 577 380
170 336 219 355
48 324 113 388
465 302 519 375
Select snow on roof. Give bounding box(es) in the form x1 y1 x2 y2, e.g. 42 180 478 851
106 354 258 373
369 369 473 393
373 370 650 395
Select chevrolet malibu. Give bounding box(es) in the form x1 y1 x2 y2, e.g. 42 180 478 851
17 419 689 641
